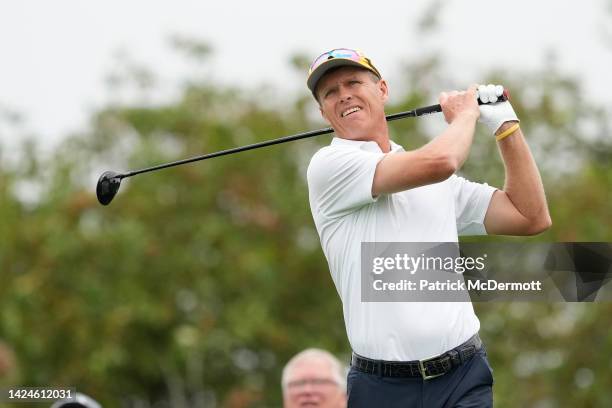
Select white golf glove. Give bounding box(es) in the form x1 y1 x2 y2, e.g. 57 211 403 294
477 84 519 134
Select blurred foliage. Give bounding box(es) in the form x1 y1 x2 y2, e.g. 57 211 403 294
1 15 612 408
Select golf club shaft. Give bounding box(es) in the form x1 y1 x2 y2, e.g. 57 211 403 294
120 92 507 179
122 110 415 178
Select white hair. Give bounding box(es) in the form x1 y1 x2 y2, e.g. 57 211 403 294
281 348 347 392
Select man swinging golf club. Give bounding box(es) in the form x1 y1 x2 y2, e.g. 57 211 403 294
306 48 551 407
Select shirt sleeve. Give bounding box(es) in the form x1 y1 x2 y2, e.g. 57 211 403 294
307 146 385 219
449 174 497 236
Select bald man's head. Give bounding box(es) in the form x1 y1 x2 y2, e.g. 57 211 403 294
282 348 347 408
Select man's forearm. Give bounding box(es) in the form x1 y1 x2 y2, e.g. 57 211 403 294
424 112 478 170
371 91 479 196
497 122 551 226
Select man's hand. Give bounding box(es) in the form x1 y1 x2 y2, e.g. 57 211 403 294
439 85 480 124
478 84 519 134
372 85 482 196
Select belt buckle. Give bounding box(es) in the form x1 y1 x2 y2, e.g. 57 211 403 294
418 356 445 380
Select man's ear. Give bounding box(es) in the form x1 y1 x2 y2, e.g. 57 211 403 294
378 79 389 103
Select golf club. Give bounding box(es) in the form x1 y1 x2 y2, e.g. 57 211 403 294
96 89 509 205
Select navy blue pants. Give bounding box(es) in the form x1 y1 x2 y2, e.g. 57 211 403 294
347 348 493 408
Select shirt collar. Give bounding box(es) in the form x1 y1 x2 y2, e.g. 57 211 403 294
331 136 404 153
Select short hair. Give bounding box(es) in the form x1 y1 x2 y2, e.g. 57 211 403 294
281 348 347 392
314 67 381 104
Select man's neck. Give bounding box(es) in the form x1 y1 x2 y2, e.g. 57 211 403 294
367 120 391 152
367 130 391 153
338 123 391 152
375 136 391 153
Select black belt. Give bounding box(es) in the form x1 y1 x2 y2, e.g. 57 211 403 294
351 333 482 380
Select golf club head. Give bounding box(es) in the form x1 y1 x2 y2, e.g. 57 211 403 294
96 171 122 206
49 392 102 408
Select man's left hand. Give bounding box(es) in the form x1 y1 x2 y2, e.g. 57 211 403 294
478 84 519 134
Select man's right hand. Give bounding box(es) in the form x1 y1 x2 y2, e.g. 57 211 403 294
371 85 481 197
439 85 480 124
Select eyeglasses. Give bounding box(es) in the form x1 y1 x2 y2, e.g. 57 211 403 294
286 378 339 390
308 48 374 76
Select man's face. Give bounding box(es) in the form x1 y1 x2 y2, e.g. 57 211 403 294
283 358 346 408
317 66 388 141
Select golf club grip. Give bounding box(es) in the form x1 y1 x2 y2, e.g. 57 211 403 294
413 88 510 117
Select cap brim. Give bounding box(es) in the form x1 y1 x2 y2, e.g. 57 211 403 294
307 58 377 95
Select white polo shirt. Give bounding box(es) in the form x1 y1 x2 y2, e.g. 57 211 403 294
307 137 496 361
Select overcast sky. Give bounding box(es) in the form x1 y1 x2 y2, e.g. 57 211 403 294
1 0 610 151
